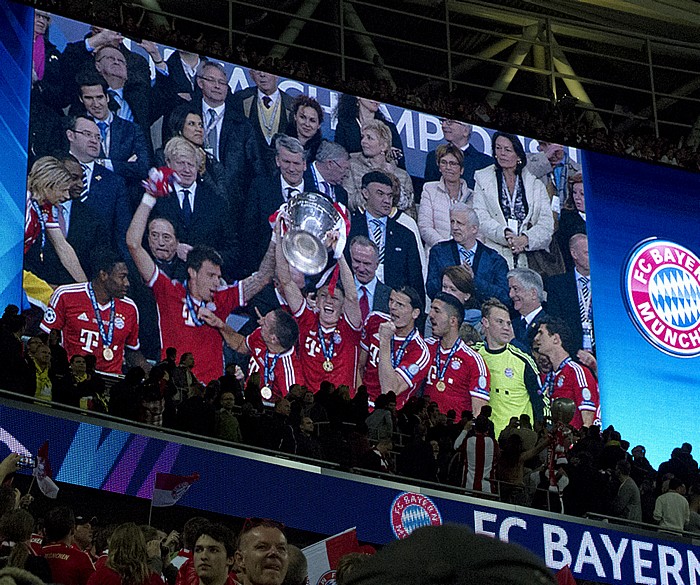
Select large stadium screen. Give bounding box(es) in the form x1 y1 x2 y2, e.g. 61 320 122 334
8 9 700 467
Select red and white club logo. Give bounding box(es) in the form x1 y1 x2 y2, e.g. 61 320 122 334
315 570 335 585
390 492 442 539
623 238 700 358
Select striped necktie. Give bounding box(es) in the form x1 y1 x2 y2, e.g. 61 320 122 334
579 275 591 323
205 109 218 159
370 219 385 263
80 163 89 201
459 246 475 266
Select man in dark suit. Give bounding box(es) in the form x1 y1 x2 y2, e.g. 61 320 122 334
545 233 594 353
241 135 307 276
426 204 510 305
232 70 294 174
152 50 206 143
152 137 239 281
25 156 103 285
423 120 493 189
346 171 425 305
303 140 350 207
349 236 391 321
66 116 131 261
77 75 152 206
508 267 548 353
195 62 264 212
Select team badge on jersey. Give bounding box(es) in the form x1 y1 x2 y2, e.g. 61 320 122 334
504 367 514 378
623 238 700 357
451 358 461 370
115 315 125 330
390 492 442 540
316 570 336 585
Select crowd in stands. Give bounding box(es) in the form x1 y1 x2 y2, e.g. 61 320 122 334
0 454 563 585
28 0 700 173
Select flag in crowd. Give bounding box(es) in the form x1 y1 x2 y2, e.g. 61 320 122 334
151 472 200 507
303 527 360 585
34 440 59 499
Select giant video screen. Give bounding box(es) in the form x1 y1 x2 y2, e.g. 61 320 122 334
14 10 700 467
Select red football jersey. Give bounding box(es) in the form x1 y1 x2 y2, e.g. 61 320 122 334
551 359 601 429
423 337 491 415
41 283 139 374
149 268 243 383
360 312 431 409
24 194 58 254
41 542 95 585
246 327 302 402
295 302 361 393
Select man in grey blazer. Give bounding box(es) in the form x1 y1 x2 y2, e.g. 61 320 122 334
349 236 391 322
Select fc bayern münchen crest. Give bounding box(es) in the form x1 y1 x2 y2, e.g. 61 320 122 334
390 492 442 539
622 238 700 358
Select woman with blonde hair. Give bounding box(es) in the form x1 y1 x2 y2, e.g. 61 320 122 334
24 156 87 307
343 120 415 216
87 523 163 585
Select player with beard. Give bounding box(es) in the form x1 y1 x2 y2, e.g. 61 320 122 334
358 286 430 409
275 225 362 392
423 292 490 415
127 173 275 383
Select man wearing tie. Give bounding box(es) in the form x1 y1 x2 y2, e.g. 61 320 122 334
152 137 239 281
545 233 594 353
232 70 294 175
241 135 307 276
349 236 391 323
346 171 425 305
303 141 350 207
77 74 152 207
508 267 548 353
65 116 130 261
426 204 510 305
195 61 263 212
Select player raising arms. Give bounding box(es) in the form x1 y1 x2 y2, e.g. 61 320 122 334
126 168 275 383
275 221 363 392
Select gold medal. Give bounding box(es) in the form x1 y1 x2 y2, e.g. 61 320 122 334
436 380 446 392
323 359 334 372
102 347 114 361
260 386 273 400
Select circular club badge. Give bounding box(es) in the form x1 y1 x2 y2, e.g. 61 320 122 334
390 492 442 539
622 238 700 358
316 570 336 585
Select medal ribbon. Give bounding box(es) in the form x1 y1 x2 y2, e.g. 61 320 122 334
184 280 206 327
317 322 336 362
263 350 281 388
391 328 416 369
435 337 462 382
544 356 572 399
87 283 115 349
30 200 47 257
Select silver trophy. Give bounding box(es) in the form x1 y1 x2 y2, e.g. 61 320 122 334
282 192 341 275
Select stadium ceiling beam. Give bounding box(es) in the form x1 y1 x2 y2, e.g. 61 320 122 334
484 23 540 108
549 34 606 129
614 75 700 133
342 2 396 90
403 0 700 57
135 0 170 28
268 0 322 60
